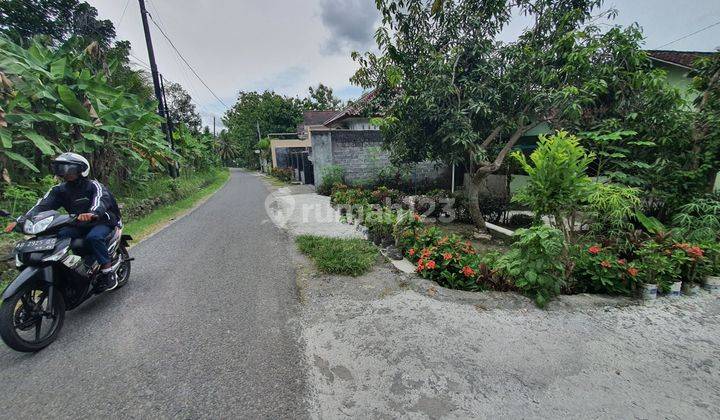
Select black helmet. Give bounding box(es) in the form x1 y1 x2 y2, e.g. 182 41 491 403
50 152 90 177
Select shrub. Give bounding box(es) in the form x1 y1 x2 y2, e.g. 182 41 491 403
672 194 720 243
296 235 378 276
495 225 566 307
571 244 637 294
317 165 345 196
271 167 293 182
401 226 511 292
478 192 510 224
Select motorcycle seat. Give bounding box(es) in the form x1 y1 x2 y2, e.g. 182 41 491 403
69 229 119 255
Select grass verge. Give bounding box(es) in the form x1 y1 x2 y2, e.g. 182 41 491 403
123 168 229 242
296 234 379 276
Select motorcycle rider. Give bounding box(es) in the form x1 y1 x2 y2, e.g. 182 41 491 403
4 153 122 292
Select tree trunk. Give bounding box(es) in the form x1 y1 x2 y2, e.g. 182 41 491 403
465 172 487 230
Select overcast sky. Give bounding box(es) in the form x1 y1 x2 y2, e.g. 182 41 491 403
87 0 720 129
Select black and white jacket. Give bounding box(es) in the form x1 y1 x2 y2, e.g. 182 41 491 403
25 178 121 226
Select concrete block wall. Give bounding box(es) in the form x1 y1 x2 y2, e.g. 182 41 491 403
310 129 451 188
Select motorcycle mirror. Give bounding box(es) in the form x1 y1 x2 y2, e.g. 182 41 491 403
0 210 11 217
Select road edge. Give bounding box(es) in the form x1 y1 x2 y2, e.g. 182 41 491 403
127 169 231 249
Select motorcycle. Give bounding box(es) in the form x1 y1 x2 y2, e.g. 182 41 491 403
0 210 132 352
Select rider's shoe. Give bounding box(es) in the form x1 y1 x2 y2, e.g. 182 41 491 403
95 271 118 293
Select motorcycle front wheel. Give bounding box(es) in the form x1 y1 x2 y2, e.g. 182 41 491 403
0 282 65 352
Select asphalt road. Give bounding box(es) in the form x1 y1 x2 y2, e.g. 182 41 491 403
0 169 308 419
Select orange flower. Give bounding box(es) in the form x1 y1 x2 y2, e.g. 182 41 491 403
617 259 626 266
442 252 453 261
416 259 425 272
600 260 612 269
627 267 639 277
588 245 601 255
461 266 475 277
421 248 432 258
408 248 416 257
426 260 437 269
413 213 421 221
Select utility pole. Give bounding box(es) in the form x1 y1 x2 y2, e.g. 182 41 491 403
213 116 216 137
159 74 179 177
138 0 176 177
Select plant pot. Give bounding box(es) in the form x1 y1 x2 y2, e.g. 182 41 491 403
682 282 701 295
641 283 658 300
669 281 682 298
703 276 720 294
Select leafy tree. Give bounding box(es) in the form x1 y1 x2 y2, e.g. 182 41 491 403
352 0 613 228
0 0 115 47
223 91 302 167
0 35 173 183
303 83 342 110
165 82 202 135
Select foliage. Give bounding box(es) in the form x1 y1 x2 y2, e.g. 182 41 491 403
0 35 177 184
302 83 342 111
215 130 241 165
270 167 292 182
352 0 651 227
296 235 378 276
403 226 510 292
495 226 566 307
317 164 345 196
0 0 115 47
165 82 202 135
513 131 640 242
672 194 720 243
571 244 637 294
223 91 303 168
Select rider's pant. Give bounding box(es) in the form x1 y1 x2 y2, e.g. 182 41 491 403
58 224 113 265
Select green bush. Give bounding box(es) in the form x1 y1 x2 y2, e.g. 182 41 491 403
296 235 379 276
317 165 345 196
495 226 566 307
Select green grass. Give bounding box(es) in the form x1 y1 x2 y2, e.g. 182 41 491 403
123 168 229 241
296 234 379 276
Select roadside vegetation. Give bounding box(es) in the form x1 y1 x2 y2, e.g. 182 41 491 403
0 3 229 292
296 235 378 277
311 0 720 306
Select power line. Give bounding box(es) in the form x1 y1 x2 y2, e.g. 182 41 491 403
117 0 131 29
655 19 720 49
144 12 229 108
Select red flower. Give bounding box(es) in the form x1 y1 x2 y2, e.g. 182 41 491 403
688 246 704 259
442 252 453 261
588 245 601 255
600 260 612 269
627 267 639 277
426 260 437 269
617 259 626 266
413 214 421 221
408 248 416 257
416 259 425 272
461 266 475 277
421 248 432 258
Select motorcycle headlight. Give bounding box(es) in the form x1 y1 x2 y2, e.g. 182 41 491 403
24 216 53 235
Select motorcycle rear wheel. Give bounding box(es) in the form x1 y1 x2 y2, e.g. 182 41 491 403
115 247 131 289
0 282 65 352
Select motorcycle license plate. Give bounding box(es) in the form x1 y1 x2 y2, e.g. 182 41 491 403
18 238 56 252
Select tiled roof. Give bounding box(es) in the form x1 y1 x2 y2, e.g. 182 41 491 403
646 50 715 69
324 90 378 126
302 110 339 126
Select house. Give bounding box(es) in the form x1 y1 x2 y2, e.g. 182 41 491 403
270 110 339 184
271 93 452 189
